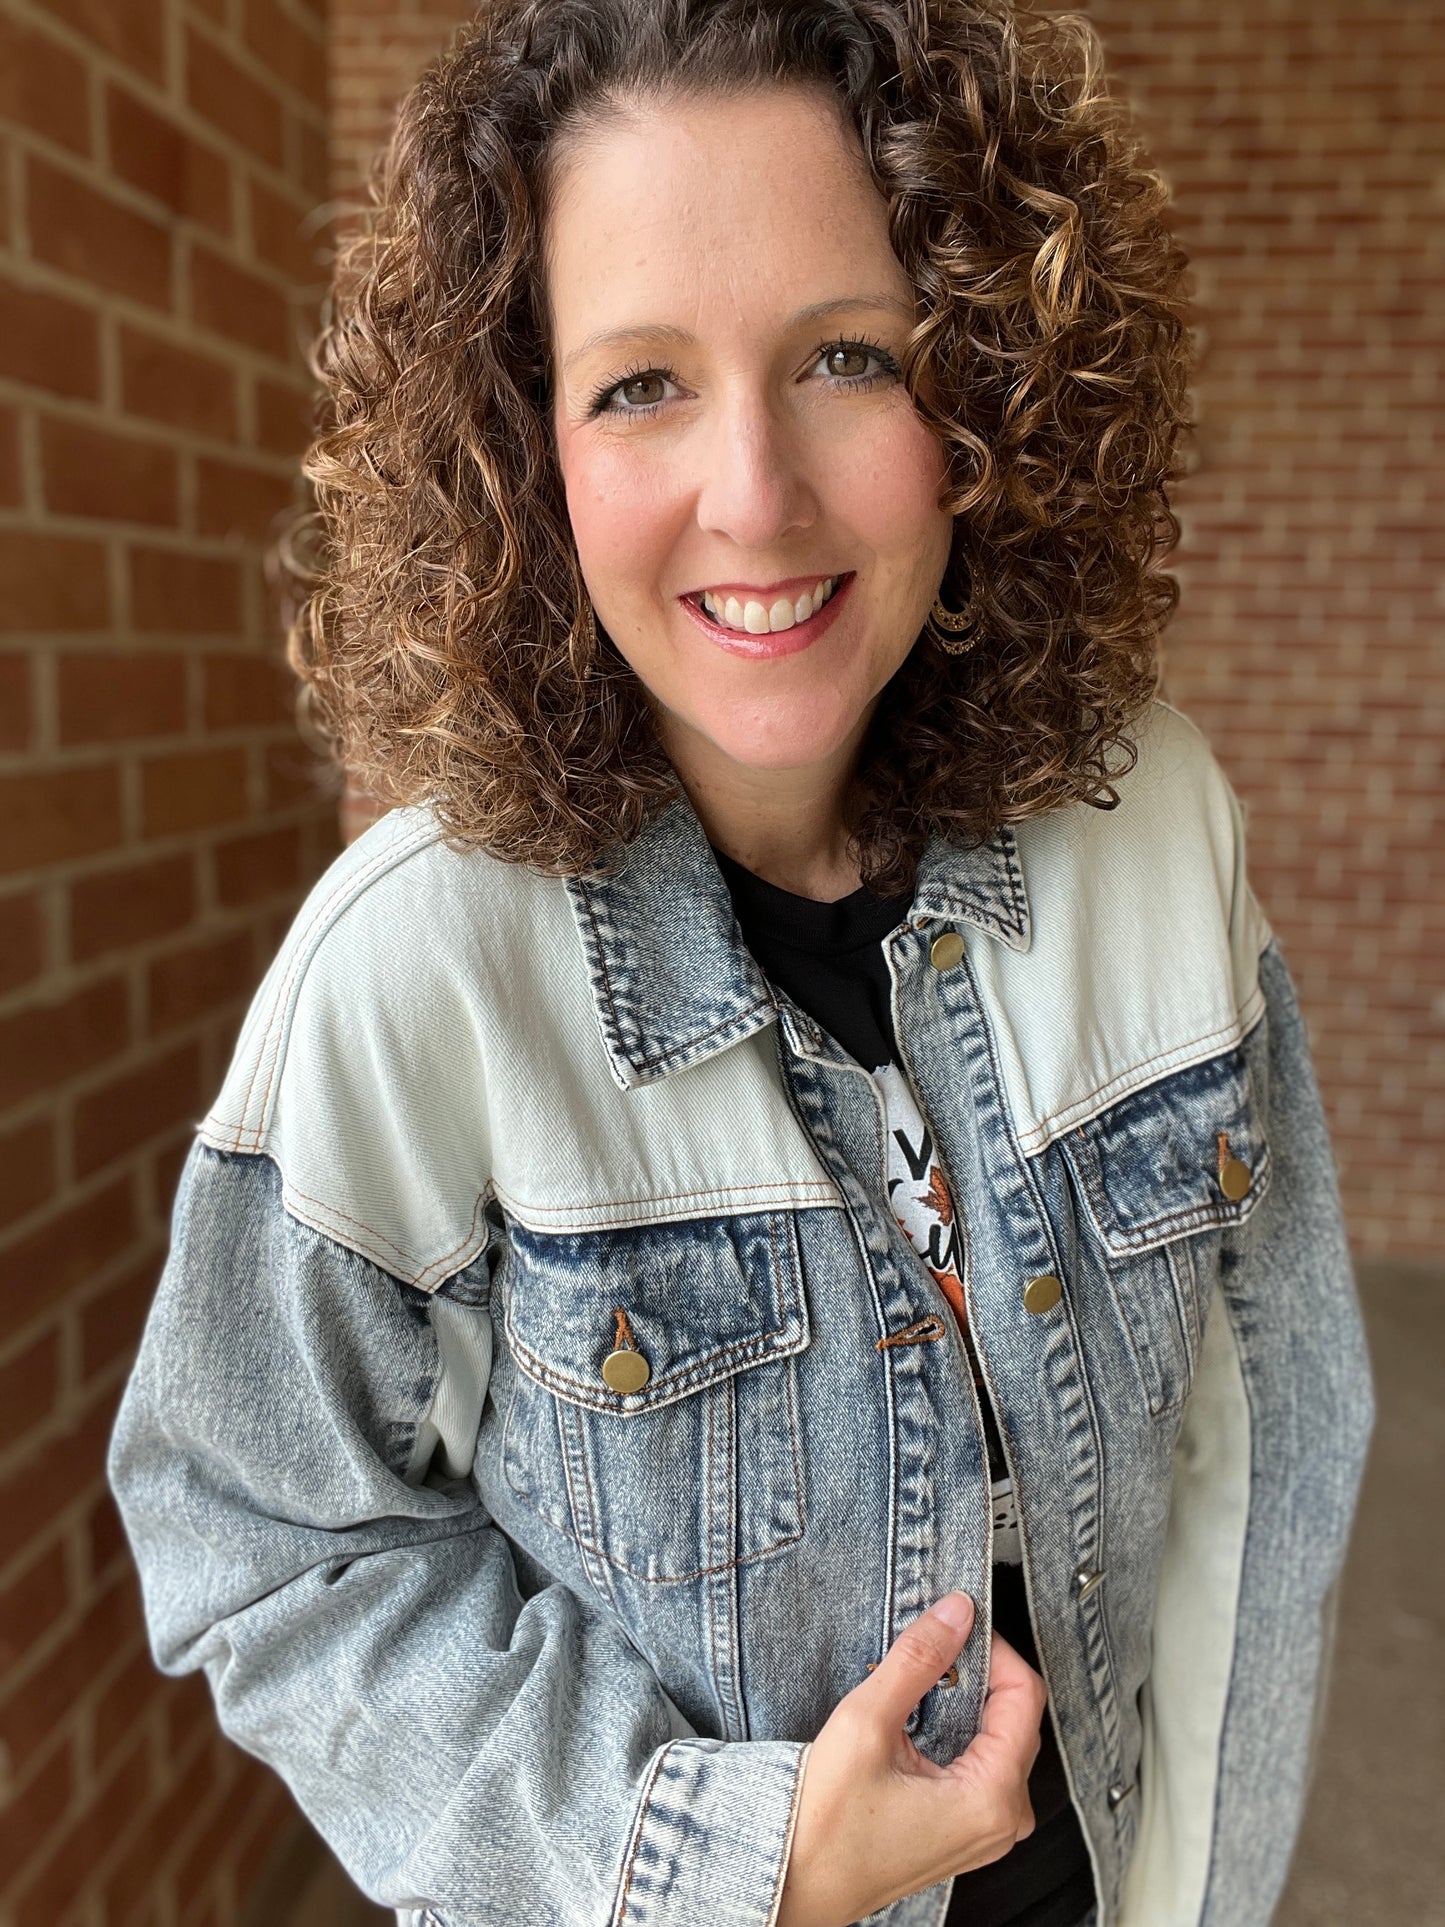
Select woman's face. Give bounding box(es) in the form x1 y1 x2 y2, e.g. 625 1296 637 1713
545 83 954 791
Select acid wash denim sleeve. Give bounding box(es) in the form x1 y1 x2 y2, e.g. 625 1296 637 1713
1117 932 1376 1927
106 1136 810 1927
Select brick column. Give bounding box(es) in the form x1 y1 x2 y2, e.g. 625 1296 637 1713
0 0 339 1917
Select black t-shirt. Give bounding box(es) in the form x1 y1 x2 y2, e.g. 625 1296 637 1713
712 848 1097 1927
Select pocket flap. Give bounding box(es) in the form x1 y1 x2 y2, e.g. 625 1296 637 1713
1059 1044 1271 1257
501 1209 809 1413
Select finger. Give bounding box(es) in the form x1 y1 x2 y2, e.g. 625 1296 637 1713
960 1632 1048 1780
854 1593 976 1733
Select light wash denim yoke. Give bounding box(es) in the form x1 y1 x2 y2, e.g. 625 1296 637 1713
108 704 1374 1927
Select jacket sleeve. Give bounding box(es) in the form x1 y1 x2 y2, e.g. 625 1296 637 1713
1119 776 1376 1927
1198 936 1374 1922
107 1136 811 1927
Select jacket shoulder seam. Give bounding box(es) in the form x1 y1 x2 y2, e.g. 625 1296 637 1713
201 813 446 1153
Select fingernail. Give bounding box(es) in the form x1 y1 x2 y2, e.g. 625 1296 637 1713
931 1592 974 1635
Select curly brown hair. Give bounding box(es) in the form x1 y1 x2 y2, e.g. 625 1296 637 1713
284 0 1194 894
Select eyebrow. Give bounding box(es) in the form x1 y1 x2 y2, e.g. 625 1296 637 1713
560 293 915 379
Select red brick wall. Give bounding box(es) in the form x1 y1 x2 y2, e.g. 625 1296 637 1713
328 0 1443 1261
0 0 340 1915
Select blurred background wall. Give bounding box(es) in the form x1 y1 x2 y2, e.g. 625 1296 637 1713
0 0 1440 1923
0 0 340 1916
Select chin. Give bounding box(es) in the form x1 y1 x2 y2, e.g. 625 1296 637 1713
704 717 862 773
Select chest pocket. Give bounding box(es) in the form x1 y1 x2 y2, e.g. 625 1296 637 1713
498 1209 810 1583
1059 1043 1271 1416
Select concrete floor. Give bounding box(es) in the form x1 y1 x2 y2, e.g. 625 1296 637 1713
272 1262 1445 1927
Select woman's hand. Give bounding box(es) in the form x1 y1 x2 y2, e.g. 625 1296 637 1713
775 1593 1047 1927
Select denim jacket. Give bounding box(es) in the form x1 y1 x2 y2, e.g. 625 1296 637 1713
108 701 1374 1927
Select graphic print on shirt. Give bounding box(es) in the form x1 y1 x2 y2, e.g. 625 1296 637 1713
872 1060 1022 1565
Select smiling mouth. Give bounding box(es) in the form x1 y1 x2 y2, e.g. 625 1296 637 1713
685 574 845 638
682 570 859 662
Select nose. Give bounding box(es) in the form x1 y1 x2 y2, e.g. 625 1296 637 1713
692 386 819 551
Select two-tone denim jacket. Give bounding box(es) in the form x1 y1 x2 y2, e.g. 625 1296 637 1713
107 700 1375 1927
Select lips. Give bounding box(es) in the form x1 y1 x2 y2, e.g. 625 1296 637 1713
678 571 856 660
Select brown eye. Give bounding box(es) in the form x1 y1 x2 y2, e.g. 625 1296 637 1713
824 344 871 379
620 374 667 407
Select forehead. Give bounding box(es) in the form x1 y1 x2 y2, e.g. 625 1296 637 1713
542 84 909 354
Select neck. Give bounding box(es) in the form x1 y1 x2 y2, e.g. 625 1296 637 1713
659 714 869 904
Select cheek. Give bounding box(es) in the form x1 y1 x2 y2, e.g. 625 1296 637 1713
839 413 950 550
557 441 678 597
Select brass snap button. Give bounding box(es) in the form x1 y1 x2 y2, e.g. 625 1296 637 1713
601 1349 650 1393
929 930 965 971
1022 1273 1063 1315
601 1306 650 1393
1216 1131 1251 1201
1073 1566 1105 1600
1107 1781 1134 1810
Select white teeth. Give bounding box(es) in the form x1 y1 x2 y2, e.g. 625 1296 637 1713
701 576 837 635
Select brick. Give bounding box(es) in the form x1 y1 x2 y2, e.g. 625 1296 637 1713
69 852 197 961
58 650 188 746
174 1774 255 1917
255 375 313 455
79 1249 163 1379
33 0 165 84
186 28 285 170
0 764 123 874
0 530 109 632
7 1727 151 1916
243 0 326 104
86 1482 129 1583
28 156 173 312
249 176 325 284
0 1328 61 1454
107 84 232 236
73 1040 204 1179
0 1113 58 1231
99 1732 219 1923
129 547 243 635
160 1668 214 1765
0 1398 119 1608
0 14 91 155
147 928 255 1031
41 418 179 526
215 823 302 906
264 738 332 810
141 746 248 835
0 1737 73 1872
0 274 102 400
119 324 238 441
91 1641 160 1772
0 974 129 1112
0 402 21 508
0 650 30 748
295 113 330 201
151 1128 196 1217
203 650 295 729
0 1543 71 1677
0 889 45 994
190 245 290 359
195 456 294 541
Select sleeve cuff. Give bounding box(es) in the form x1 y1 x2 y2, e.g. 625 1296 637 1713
611 1736 813 1927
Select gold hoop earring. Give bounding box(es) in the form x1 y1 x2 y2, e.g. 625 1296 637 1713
569 595 598 679
926 575 982 656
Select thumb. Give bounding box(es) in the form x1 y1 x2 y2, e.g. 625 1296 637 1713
859 1593 976 1731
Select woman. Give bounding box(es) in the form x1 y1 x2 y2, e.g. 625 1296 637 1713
107 3 1375 1925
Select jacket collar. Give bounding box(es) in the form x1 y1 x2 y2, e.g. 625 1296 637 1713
564 791 1031 1091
